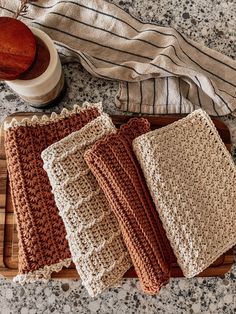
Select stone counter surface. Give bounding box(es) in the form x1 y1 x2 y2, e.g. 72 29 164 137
0 0 235 313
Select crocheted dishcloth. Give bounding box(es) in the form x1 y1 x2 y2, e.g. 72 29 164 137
133 109 236 278
4 102 102 283
41 114 132 297
84 118 176 294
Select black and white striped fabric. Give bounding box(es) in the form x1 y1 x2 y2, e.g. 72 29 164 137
1 0 236 116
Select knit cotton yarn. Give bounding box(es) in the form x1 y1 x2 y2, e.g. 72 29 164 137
85 118 176 294
133 109 236 278
41 114 132 297
4 102 102 283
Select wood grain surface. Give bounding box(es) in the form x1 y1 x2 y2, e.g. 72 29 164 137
0 17 36 80
0 112 233 279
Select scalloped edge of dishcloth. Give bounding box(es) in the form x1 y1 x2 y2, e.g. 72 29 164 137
4 102 103 130
13 258 72 284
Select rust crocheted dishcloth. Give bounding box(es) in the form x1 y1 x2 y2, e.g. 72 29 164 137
85 118 176 294
4 103 101 283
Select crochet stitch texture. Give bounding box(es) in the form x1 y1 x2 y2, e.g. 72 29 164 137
4 103 102 283
133 109 236 278
42 114 132 297
85 118 176 294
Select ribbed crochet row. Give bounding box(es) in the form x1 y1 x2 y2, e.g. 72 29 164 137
41 114 132 297
133 109 236 278
4 103 102 283
85 118 176 294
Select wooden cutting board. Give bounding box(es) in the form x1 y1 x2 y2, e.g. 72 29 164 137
0 112 234 279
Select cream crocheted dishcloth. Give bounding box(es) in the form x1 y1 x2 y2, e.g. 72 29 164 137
42 114 132 297
133 109 236 278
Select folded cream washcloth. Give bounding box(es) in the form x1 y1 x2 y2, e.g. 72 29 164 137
41 114 132 297
1 0 235 116
133 109 236 277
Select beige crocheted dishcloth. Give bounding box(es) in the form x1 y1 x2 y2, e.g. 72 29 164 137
41 114 132 297
133 109 236 278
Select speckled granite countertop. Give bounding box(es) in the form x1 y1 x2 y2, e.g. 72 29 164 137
0 0 236 313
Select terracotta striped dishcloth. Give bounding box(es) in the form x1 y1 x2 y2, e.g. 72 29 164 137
84 118 176 294
1 0 235 116
133 109 236 278
4 102 102 283
41 114 132 297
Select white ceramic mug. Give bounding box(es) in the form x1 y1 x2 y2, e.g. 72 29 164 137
5 27 64 108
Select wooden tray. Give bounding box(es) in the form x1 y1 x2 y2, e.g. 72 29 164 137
0 112 234 279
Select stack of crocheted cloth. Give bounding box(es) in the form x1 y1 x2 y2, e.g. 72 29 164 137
85 118 176 294
133 109 236 278
4 103 102 283
41 114 132 297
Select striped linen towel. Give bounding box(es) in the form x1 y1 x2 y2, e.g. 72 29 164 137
1 0 235 116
